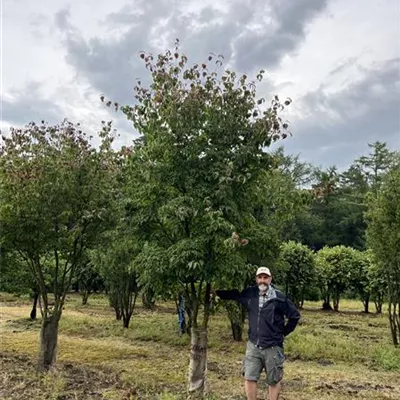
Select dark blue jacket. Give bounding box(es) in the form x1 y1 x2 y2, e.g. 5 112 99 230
216 286 300 348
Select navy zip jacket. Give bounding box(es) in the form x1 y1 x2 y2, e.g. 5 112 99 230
216 286 300 348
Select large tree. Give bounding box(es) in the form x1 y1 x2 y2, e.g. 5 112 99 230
0 120 118 370
366 166 400 346
113 41 293 395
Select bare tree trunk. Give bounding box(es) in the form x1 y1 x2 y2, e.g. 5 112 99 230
30 292 39 320
226 301 244 342
188 327 208 396
388 300 399 346
230 321 242 341
363 295 370 313
122 314 131 328
333 291 340 312
109 292 121 320
81 290 90 305
37 310 61 371
374 299 383 314
321 290 332 310
141 287 155 309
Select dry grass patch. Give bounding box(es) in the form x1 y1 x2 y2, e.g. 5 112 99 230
1 294 400 399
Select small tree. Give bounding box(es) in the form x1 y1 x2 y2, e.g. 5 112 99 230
315 246 355 311
0 120 117 370
276 241 316 308
367 256 387 314
349 250 372 313
366 166 400 346
75 253 105 305
94 232 142 329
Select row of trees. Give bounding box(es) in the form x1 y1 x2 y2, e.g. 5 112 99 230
276 242 384 313
1 42 399 395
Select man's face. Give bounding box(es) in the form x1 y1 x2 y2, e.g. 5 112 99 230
256 274 272 286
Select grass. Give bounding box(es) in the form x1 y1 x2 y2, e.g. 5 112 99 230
1 292 400 399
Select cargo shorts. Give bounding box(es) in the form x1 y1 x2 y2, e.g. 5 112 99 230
242 341 285 385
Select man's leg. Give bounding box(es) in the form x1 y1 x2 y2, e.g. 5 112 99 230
264 347 285 400
242 342 263 400
245 380 258 400
268 382 281 400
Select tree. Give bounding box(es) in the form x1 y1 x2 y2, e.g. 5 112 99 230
114 41 292 395
315 246 356 311
74 252 105 305
356 141 396 193
366 253 387 314
276 241 316 308
350 250 372 313
0 120 118 370
94 234 141 329
366 166 400 346
272 146 315 188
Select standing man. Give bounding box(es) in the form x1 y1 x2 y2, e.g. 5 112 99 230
216 267 300 400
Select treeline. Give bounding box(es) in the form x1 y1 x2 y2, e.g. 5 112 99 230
1 42 399 395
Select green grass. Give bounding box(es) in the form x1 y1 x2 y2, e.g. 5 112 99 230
1 292 400 399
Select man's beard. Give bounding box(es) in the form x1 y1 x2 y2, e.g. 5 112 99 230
258 284 268 293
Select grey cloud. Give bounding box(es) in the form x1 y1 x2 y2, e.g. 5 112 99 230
55 0 302 107
281 59 400 169
2 82 64 128
234 0 329 73
55 2 172 106
54 8 71 31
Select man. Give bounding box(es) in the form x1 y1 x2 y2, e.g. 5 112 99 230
216 267 300 400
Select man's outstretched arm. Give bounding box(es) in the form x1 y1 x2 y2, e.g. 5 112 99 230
216 287 253 305
215 289 241 301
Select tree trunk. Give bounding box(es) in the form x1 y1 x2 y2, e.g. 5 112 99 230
388 300 400 346
322 294 333 310
109 292 121 320
374 299 383 314
37 311 61 371
30 292 39 320
230 321 242 341
122 314 132 329
333 299 339 312
321 291 332 310
322 301 333 310
188 327 208 396
141 288 155 309
363 295 370 313
333 291 340 312
81 290 89 306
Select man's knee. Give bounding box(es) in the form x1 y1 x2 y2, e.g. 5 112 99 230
242 342 263 381
266 347 285 385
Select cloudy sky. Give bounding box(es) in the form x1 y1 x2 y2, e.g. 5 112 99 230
2 0 399 169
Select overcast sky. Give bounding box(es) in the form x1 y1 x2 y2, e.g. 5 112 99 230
1 0 399 169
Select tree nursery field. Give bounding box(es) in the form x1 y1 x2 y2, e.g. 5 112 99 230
0 293 399 400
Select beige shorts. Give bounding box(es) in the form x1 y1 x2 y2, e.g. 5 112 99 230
242 341 285 385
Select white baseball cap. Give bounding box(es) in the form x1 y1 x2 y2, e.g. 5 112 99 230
256 267 271 276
